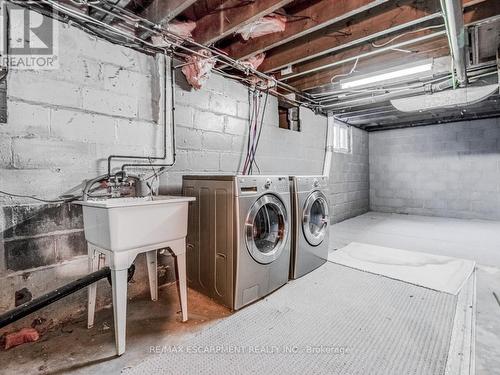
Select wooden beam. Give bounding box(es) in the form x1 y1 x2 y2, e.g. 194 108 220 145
259 0 443 73
287 37 450 91
279 0 499 82
192 0 294 45
223 0 391 60
92 0 132 24
139 0 198 38
278 28 446 81
461 0 500 24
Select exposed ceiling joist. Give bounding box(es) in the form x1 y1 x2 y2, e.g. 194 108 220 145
91 0 131 23
278 0 499 82
260 0 443 73
223 0 391 60
285 0 500 91
192 0 294 45
139 0 198 39
278 28 446 81
288 37 450 91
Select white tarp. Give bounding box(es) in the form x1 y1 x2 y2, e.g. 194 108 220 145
328 242 475 295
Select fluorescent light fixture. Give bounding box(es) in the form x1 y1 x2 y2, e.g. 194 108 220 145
341 62 433 89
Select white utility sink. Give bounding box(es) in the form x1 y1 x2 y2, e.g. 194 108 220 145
75 195 195 252
74 195 195 355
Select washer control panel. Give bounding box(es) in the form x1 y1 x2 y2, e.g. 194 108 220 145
237 176 289 196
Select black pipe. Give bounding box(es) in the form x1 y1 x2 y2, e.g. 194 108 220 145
0 267 111 329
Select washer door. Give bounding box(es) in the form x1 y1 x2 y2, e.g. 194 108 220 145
302 191 329 246
245 194 288 264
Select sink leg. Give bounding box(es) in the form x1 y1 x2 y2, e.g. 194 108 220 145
174 240 188 322
87 244 100 329
146 250 158 301
111 268 128 356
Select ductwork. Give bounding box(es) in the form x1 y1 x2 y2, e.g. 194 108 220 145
390 83 499 112
440 0 467 85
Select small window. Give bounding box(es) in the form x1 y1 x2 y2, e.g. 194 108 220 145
278 100 300 131
333 122 352 154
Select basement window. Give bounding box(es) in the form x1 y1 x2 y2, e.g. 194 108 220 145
278 101 300 131
333 122 352 154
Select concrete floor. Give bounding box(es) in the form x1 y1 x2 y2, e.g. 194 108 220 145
0 286 230 374
330 211 500 375
1 211 499 374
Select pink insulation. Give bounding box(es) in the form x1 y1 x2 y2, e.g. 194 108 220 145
181 50 216 90
3 328 39 350
168 20 197 39
150 20 197 47
241 53 266 70
237 13 287 40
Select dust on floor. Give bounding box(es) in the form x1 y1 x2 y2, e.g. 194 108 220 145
0 284 230 374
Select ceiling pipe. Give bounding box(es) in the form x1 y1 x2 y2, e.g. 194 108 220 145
440 0 468 85
323 67 496 111
32 0 319 109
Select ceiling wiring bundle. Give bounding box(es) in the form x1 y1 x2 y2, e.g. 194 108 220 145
242 89 269 175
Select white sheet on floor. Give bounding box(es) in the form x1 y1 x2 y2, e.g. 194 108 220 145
328 242 475 295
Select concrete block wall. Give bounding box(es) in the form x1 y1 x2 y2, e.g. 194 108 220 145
0 77 6 123
370 118 500 220
159 74 327 193
0 20 167 331
0 16 331 330
328 127 370 223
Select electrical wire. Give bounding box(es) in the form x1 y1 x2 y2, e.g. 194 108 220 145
240 87 269 175
249 89 269 175
371 24 445 48
33 0 318 107
0 189 81 203
24 0 320 111
248 93 260 175
242 91 260 174
330 58 359 84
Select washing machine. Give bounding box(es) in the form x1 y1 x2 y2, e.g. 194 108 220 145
290 175 330 279
182 175 291 310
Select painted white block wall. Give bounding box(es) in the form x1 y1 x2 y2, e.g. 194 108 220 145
370 119 500 220
0 16 362 328
329 127 370 223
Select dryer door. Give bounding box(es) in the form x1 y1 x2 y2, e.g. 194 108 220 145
302 191 329 246
245 194 289 264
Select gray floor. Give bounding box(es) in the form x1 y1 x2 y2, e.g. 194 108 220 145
330 212 500 375
125 262 457 375
2 211 498 374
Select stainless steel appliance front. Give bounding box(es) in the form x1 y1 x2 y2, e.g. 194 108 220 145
290 176 330 279
183 175 291 310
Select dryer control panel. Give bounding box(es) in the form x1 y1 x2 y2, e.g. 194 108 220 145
236 175 289 196
295 176 329 193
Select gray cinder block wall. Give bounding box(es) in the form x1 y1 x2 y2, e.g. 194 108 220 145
370 119 500 220
329 127 370 223
0 17 334 330
161 72 327 192
0 78 6 123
